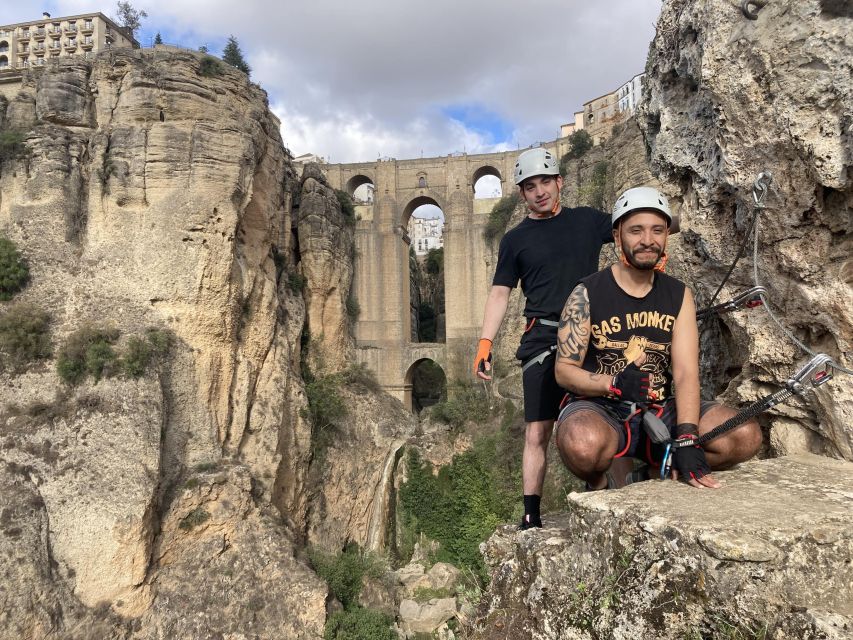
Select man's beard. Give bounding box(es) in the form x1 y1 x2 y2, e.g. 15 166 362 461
625 245 662 270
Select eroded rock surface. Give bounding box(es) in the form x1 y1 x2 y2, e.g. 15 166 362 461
642 0 853 459
473 455 853 639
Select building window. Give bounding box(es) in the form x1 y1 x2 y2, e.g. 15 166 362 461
418 177 426 188
0 55 7 68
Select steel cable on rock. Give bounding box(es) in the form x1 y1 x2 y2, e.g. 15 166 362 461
751 213 853 376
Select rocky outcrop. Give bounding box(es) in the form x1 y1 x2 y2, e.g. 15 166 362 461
473 455 853 639
298 164 356 375
642 0 853 459
306 382 415 552
0 49 326 636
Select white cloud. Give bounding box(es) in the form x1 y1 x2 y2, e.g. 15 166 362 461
36 0 662 162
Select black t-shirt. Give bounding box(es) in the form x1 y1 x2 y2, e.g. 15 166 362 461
493 206 613 320
580 267 686 400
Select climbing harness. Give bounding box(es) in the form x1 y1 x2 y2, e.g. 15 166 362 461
521 345 557 374
742 0 769 20
520 318 560 373
659 353 838 478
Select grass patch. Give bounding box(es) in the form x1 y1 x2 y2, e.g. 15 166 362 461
483 192 520 244
0 303 51 371
0 129 29 163
323 607 395 640
178 507 211 531
0 236 30 301
412 585 454 602
287 271 307 294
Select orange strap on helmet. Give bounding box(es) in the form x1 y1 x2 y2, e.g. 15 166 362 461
473 338 493 375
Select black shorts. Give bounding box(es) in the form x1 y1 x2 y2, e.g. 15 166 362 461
555 398 719 465
521 351 565 423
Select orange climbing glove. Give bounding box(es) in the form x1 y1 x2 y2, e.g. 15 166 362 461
473 338 493 378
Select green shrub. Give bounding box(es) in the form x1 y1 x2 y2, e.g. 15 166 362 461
179 507 211 531
399 427 520 582
0 130 29 162
305 374 346 453
0 303 51 371
345 294 360 321
559 130 593 176
483 192 520 243
0 236 30 301
56 326 120 385
121 328 172 377
335 189 356 224
198 56 222 77
287 271 306 293
430 385 491 430
324 607 394 640
577 161 608 210
309 543 384 610
339 362 381 394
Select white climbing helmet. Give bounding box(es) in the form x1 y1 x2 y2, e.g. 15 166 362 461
514 148 559 185
612 186 673 227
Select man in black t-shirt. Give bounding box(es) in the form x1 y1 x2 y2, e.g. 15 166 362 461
553 187 762 490
472 147 612 529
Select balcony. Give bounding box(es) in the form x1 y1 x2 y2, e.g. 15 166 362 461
65 25 78 34
33 29 46 40
81 22 94 33
81 38 94 49
49 27 62 37
48 42 61 51
20 60 29 68
0 30 12 38
32 43 46 52
64 40 77 51
19 31 30 41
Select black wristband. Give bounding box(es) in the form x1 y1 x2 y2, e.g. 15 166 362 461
675 422 699 437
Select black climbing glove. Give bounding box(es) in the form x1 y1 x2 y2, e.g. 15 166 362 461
609 362 653 402
672 432 711 483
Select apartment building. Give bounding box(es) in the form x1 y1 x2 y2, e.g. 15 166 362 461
0 11 138 73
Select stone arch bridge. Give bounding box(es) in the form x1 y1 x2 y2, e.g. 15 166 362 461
323 140 570 409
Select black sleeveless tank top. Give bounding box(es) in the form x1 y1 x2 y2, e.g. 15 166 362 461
579 268 686 401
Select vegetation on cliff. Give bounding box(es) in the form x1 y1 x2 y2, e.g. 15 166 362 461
0 236 29 300
484 193 521 243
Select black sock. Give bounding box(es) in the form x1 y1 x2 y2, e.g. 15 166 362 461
523 494 541 520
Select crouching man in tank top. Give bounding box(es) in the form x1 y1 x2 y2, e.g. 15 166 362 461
553 187 762 490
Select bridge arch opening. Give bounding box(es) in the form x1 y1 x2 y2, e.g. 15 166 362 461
473 166 503 199
345 174 375 204
405 358 447 414
405 197 445 344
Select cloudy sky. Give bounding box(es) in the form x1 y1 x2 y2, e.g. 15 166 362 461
4 1 662 164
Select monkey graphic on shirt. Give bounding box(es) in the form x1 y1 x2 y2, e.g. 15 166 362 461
590 311 676 400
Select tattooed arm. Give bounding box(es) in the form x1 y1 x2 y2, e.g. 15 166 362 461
555 284 613 396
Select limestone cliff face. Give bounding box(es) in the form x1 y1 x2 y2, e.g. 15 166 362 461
0 50 326 637
642 0 853 460
298 164 356 375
